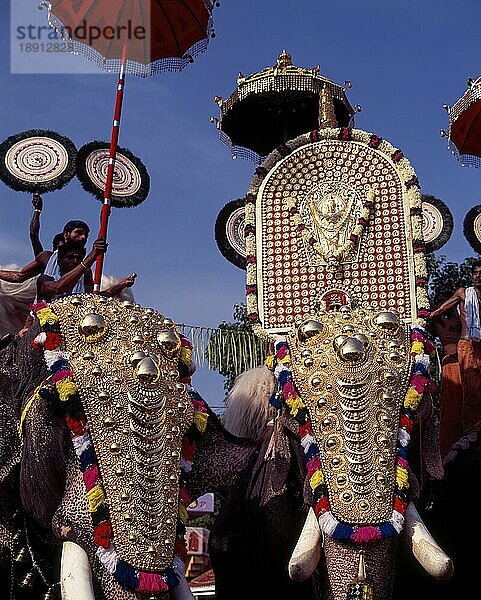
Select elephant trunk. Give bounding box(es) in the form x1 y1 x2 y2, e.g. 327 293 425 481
60 541 96 600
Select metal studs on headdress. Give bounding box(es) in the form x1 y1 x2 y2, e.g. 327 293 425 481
79 313 107 342
374 311 400 332
298 319 324 342
157 330 181 357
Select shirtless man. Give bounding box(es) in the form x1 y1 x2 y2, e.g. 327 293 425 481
36 240 135 302
430 261 481 436
0 220 91 285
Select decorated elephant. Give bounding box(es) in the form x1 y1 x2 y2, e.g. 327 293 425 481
210 48 456 596
199 366 321 599
2 292 310 600
0 293 217 599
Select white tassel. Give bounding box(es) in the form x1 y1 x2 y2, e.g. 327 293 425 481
318 511 338 536
301 434 316 451
391 510 405 533
414 354 431 368
398 428 410 447
44 349 69 367
34 332 47 346
72 433 91 455
96 546 118 574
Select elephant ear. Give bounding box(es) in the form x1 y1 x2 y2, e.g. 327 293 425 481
188 408 258 500
0 371 21 485
15 324 70 528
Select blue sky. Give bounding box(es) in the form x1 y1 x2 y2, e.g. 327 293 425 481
1 1 481 407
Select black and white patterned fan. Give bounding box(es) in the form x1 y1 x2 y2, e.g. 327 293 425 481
76 141 150 208
0 129 77 193
215 199 246 269
463 205 481 254
421 194 453 253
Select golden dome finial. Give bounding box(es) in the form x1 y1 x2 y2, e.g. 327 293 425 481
276 49 292 69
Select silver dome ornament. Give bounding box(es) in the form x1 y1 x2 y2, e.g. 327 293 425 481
338 337 366 362
374 311 400 332
354 333 369 349
129 350 147 366
298 319 324 342
333 334 348 351
79 313 107 342
157 330 181 357
135 356 160 386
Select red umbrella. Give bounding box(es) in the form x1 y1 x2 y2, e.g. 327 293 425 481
41 0 216 290
444 76 481 167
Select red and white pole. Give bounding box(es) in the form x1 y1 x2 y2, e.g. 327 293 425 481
93 45 127 293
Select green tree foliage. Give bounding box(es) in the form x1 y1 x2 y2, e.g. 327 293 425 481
427 253 478 301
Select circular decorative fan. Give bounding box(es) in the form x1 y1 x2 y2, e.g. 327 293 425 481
76 141 150 208
421 194 454 253
0 129 77 193
215 199 246 269
463 204 481 254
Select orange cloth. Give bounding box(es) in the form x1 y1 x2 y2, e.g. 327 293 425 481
438 353 463 459
457 339 481 433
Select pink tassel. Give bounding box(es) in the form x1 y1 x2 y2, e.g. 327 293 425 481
396 457 408 470
351 526 382 543
137 573 168 593
53 369 74 382
191 398 207 412
83 465 99 491
307 456 320 476
410 374 428 393
283 381 296 399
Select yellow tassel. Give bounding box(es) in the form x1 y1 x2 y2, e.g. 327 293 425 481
404 387 422 410
396 465 409 489
87 485 105 513
36 308 59 326
56 378 77 402
310 469 324 490
178 504 188 523
285 396 305 416
411 341 424 355
278 354 290 364
264 354 275 370
194 411 208 433
180 346 192 366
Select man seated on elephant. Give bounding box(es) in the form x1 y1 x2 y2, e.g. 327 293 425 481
36 239 136 302
0 220 91 285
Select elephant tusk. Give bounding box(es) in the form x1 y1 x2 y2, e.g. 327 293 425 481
288 507 322 581
404 501 454 580
60 541 96 600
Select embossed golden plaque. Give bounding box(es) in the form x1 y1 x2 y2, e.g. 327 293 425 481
52 295 194 571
